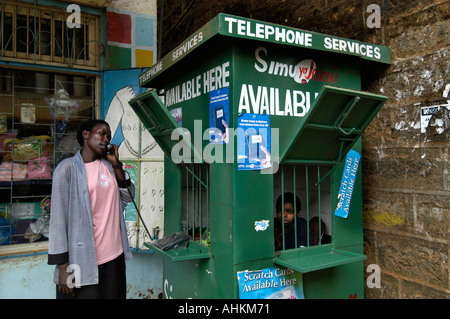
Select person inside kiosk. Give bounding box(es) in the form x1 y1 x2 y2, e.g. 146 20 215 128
274 192 314 251
309 216 331 246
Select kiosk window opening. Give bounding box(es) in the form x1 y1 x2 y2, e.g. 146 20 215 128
274 164 333 251
181 164 211 246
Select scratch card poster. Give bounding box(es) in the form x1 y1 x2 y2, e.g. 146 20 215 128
237 267 304 299
335 149 360 218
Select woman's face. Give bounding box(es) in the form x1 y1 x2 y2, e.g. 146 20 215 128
83 123 111 156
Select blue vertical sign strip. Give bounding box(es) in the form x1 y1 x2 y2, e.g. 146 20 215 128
335 149 361 218
209 87 230 144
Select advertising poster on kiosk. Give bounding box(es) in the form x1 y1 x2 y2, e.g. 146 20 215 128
237 113 271 170
237 267 304 299
209 88 230 144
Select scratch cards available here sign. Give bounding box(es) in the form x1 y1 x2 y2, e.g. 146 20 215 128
237 267 304 299
335 149 360 218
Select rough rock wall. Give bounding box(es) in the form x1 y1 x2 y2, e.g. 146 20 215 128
361 0 449 298
157 0 449 298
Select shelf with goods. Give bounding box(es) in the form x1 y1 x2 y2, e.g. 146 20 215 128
0 69 95 246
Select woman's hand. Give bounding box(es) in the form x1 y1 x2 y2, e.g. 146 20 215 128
106 144 126 181
106 144 120 165
57 262 74 296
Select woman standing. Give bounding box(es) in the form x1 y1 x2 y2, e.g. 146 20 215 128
48 119 134 299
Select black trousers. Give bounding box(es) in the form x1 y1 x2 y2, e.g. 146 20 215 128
56 253 126 299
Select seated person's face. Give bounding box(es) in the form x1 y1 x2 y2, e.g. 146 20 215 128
277 202 295 224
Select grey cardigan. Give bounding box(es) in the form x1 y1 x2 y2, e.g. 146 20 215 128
48 150 134 286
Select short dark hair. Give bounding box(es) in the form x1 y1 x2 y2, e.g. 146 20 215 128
76 119 109 146
276 192 301 213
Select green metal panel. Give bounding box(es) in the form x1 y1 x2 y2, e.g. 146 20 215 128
332 138 365 250
145 240 210 261
274 245 366 273
128 90 202 163
303 261 365 299
233 168 274 264
282 85 388 163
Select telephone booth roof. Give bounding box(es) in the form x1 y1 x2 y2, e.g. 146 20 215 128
130 13 390 165
139 13 390 88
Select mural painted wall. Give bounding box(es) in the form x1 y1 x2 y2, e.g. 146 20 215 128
106 7 157 69
101 69 164 251
101 0 162 251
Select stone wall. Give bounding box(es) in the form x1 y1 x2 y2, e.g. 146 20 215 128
360 0 449 298
157 0 449 298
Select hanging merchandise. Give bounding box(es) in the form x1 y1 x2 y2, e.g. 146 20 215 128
46 86 80 137
24 197 51 243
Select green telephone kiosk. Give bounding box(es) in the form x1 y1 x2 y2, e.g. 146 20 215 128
129 14 389 299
